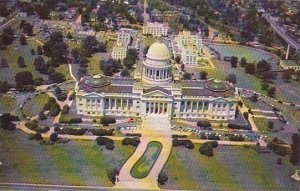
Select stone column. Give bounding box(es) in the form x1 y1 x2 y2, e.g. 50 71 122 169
184 101 187 112
120 99 123 110
190 101 193 113
109 98 111 109
127 99 129 110
196 102 199 112
202 102 205 113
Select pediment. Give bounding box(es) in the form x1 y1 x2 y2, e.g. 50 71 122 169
143 90 170 97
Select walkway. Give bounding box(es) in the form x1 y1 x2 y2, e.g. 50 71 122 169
115 115 172 190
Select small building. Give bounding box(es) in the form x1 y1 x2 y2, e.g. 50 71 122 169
111 42 127 61
280 60 300 71
117 28 132 47
18 12 27 18
174 31 203 65
143 22 168 37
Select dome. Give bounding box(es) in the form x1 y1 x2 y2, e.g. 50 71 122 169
146 42 170 60
84 75 110 87
205 79 230 92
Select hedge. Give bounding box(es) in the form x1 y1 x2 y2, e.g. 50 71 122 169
229 135 245 141
172 138 194 149
172 134 188 138
57 92 68 101
29 132 43 141
122 137 140 146
59 115 82 123
207 134 221 140
158 172 168 185
100 116 116 126
125 133 142 137
61 105 70 115
49 103 61 116
199 143 213 157
96 137 115 150
197 120 211 127
228 123 251 130
58 127 87 135
91 129 114 136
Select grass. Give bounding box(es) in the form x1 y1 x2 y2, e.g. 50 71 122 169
237 148 280 190
143 37 157 47
161 145 295 190
0 32 47 85
130 141 162 179
22 93 50 117
106 40 116 52
0 95 17 114
0 129 136 186
54 64 72 81
88 53 102 76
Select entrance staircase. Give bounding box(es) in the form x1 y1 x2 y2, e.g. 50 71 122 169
141 115 172 137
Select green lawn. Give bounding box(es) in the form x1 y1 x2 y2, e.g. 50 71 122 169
54 64 72 81
143 37 157 47
106 40 116 52
0 129 135 186
0 95 17 114
0 35 47 85
131 141 162 179
160 145 295 190
88 53 102 76
22 93 50 117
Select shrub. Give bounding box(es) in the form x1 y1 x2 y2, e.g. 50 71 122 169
107 168 119 184
57 92 68 101
69 91 75 100
267 142 289 156
207 141 218 148
125 133 142 137
59 115 82 123
56 127 86 135
100 116 116 126
229 135 245 141
91 129 114 136
122 137 140 146
49 103 61 116
25 120 39 130
172 138 194 149
39 111 47 120
227 123 251 130
158 172 168 185
96 137 114 150
199 143 214 157
207 134 220 140
238 100 243 107
197 120 211 127
172 134 188 138
50 132 59 142
61 105 70 114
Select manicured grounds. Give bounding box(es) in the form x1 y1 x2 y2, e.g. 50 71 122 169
160 145 298 191
131 141 162 179
22 93 50 117
0 129 135 186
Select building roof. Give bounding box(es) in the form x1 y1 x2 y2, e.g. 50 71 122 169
143 86 171 95
280 59 299 67
180 80 235 98
79 76 134 94
146 42 170 60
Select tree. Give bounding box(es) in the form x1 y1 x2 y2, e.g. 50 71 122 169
267 121 274 130
158 172 168 185
175 55 181 64
123 56 135 69
199 71 208 80
17 56 26 68
281 69 293 82
67 32 73 39
290 131 300 165
50 132 59 142
0 113 18 130
261 82 269 90
230 56 238 68
245 63 255 75
121 69 130 77
181 64 185 72
31 48 36 55
15 71 34 89
2 27 14 45
20 34 27 45
240 57 247 67
100 116 116 126
0 81 9 93
267 87 276 98
37 46 43 55
294 70 300 81
183 72 191 80
226 73 237 84
0 58 8 68
81 36 106 56
39 111 47 120
256 60 271 77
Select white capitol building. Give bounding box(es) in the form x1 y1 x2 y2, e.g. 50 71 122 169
76 42 238 121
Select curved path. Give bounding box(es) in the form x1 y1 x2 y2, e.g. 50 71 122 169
115 116 172 190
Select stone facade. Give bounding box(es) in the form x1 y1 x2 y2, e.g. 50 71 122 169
143 22 168 37
77 42 238 121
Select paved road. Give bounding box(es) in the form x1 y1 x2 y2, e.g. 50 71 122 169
263 13 300 50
